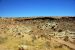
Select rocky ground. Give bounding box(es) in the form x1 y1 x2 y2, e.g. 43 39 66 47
0 17 75 50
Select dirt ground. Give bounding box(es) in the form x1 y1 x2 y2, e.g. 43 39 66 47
0 17 75 50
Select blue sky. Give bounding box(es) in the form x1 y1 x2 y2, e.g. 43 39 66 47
0 0 75 17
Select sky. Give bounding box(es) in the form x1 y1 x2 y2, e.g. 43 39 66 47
0 0 75 17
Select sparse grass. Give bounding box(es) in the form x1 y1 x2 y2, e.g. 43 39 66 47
0 37 7 44
0 17 75 50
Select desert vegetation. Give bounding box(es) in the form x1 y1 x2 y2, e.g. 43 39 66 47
0 17 75 50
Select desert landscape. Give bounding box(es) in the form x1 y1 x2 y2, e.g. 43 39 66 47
0 17 75 50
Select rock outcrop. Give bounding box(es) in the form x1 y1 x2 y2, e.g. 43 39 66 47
0 17 75 50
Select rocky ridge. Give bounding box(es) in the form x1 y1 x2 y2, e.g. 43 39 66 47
0 17 75 50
